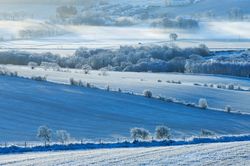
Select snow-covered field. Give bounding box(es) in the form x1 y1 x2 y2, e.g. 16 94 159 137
4 65 250 114
0 0 250 164
0 73 250 142
0 141 249 166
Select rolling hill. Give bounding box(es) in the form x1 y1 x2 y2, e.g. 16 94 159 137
0 75 250 142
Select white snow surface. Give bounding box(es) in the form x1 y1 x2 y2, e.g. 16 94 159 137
0 141 249 166
0 71 250 142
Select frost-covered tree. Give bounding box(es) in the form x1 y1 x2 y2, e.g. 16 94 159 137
37 126 52 146
130 127 150 140
169 33 178 41
143 90 153 98
199 98 208 109
56 130 70 144
155 125 171 140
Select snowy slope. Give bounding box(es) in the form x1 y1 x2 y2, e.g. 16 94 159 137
0 141 249 165
4 65 250 114
0 75 250 142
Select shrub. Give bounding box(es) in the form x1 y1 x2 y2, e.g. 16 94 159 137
227 84 234 90
28 61 38 69
69 78 78 86
0 67 18 77
217 84 222 89
86 82 91 88
156 96 165 101
201 129 214 137
155 125 171 140
81 64 92 74
237 86 243 90
31 76 47 81
169 33 178 41
185 103 196 107
199 98 208 109
106 85 110 91
130 127 150 140
225 105 232 113
143 90 153 98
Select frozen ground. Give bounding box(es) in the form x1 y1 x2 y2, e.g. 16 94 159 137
0 75 250 142
4 65 250 114
0 141 249 166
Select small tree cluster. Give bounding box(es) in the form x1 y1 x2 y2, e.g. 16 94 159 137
69 78 83 86
37 126 71 145
130 125 171 141
130 128 150 140
31 76 47 81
